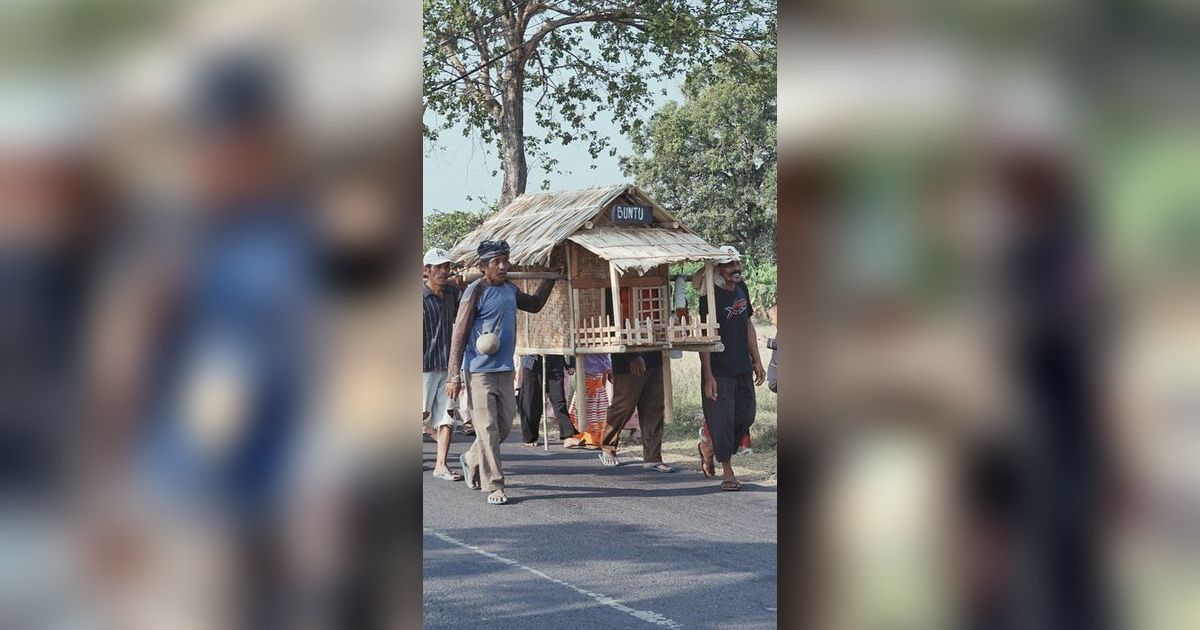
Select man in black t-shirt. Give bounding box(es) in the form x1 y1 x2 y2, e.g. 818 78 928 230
698 247 766 490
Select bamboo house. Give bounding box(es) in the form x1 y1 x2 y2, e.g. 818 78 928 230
449 184 732 422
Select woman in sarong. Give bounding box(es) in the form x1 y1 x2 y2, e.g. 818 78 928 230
567 353 611 448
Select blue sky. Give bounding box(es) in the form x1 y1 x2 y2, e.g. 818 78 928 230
423 60 682 216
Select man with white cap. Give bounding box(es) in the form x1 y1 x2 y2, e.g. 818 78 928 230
698 245 765 490
423 247 464 481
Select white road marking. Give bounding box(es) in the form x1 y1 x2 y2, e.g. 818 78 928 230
424 528 684 629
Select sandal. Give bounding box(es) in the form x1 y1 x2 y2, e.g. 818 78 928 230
643 462 675 473
721 479 742 491
698 441 715 478
523 441 539 447
487 490 508 505
433 468 463 482
598 452 620 466
460 453 480 490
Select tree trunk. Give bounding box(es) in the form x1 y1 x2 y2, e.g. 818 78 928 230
498 63 527 208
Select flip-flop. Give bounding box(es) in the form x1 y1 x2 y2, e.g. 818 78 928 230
460 453 479 489
487 490 508 505
643 462 675 473
721 479 742 491
432 468 463 482
599 452 619 466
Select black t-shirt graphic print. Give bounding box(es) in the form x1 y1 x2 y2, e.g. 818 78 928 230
700 281 753 377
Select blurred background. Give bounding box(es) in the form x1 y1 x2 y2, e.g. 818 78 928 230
777 2 1199 630
1 0 421 629
3 0 1199 629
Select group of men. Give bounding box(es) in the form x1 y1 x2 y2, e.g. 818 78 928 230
421 238 767 504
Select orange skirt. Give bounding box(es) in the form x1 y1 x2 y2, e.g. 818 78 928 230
569 373 609 445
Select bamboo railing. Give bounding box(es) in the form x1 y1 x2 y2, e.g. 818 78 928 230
573 314 718 349
667 314 719 343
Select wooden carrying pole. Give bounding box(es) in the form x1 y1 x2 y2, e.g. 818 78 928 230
462 271 565 282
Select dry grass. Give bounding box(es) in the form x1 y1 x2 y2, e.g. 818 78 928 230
658 322 778 480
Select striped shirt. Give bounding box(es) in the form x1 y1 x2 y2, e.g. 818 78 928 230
423 281 460 372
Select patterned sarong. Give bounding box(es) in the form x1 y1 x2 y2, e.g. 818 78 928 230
569 373 609 446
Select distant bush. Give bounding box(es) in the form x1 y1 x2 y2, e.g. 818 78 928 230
668 259 776 323
423 204 499 253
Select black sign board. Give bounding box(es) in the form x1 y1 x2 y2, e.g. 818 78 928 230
610 205 653 225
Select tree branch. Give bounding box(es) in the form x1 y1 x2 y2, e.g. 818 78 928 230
523 8 644 53
468 12 501 105
441 43 502 119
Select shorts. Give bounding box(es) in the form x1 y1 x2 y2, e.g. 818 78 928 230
422 370 457 429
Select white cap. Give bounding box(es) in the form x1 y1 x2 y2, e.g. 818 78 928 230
716 245 741 264
423 248 454 266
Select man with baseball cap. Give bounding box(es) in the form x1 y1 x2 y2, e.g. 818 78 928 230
698 245 766 490
445 239 558 505
423 247 464 481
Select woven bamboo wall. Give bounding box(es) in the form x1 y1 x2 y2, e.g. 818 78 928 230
574 245 610 325
575 245 609 282
515 245 571 352
577 287 606 323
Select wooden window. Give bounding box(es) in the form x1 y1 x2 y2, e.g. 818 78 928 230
633 286 665 323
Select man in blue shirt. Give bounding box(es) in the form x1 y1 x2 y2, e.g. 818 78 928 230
445 240 556 505
88 52 315 629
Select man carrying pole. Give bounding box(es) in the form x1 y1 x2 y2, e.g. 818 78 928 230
445 240 557 505
423 248 464 481
698 246 766 490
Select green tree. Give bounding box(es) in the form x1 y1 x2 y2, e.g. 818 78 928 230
621 47 776 264
423 0 775 207
423 206 499 253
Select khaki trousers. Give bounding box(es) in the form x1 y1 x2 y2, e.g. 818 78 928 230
463 371 516 491
600 367 665 463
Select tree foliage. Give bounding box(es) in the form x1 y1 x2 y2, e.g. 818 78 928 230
621 47 776 264
423 0 775 205
423 205 500 253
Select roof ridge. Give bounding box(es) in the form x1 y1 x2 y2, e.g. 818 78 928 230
512 183 628 199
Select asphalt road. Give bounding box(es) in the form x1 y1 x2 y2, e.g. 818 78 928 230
422 433 778 630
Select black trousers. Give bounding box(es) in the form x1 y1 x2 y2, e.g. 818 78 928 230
518 364 574 442
701 372 756 463
1018 342 1110 630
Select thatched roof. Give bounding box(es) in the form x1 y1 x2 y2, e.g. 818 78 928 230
449 184 709 269
569 228 729 274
